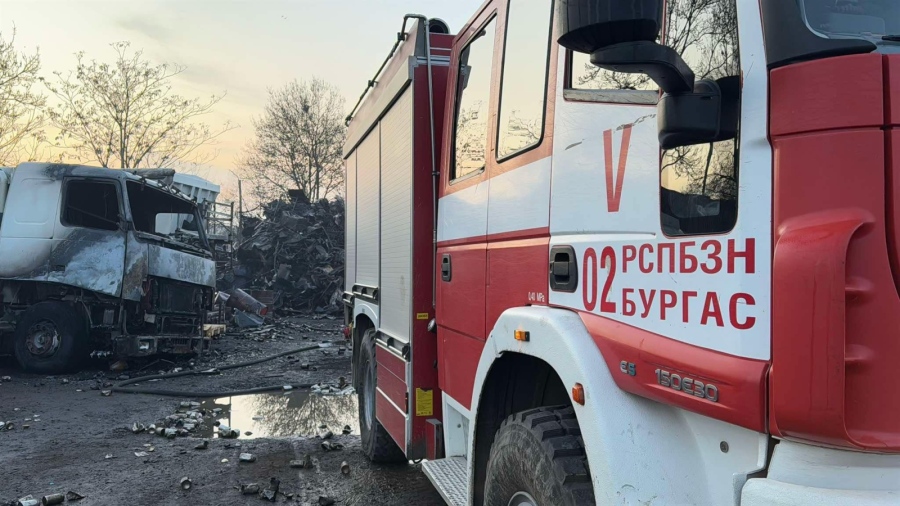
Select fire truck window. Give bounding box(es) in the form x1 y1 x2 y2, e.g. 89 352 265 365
660 0 741 237
62 180 121 232
569 51 658 94
452 17 497 181
496 0 553 160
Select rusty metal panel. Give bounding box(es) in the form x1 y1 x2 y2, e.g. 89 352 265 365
148 244 215 288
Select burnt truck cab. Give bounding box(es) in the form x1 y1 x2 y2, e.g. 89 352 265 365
0 163 219 373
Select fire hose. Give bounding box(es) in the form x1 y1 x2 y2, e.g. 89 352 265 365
111 344 331 397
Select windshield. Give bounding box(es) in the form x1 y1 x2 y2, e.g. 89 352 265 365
800 0 900 43
126 181 212 253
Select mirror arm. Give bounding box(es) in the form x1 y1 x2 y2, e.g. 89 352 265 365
590 41 695 95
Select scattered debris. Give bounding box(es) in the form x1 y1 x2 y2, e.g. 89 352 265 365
194 440 209 450
15 495 38 506
104 454 114 459
233 310 264 328
244 431 253 436
131 422 145 434
1 376 11 382
60 379 69 385
340 461 350 475
240 483 260 495
109 361 128 372
318 428 334 440
234 197 344 314
100 390 112 397
179 477 193 491
289 453 315 469
342 425 352 435
262 478 280 503
217 425 239 439
321 441 343 452
64 491 85 502
40 494 64 506
134 451 149 458
318 496 337 506
224 288 269 316
221 458 229 463
239 453 256 463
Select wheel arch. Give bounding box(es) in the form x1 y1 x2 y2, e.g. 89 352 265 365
470 351 571 505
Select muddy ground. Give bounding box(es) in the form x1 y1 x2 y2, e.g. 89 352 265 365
0 316 444 506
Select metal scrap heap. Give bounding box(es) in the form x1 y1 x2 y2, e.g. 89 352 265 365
235 196 345 314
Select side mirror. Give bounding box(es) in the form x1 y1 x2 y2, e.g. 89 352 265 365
556 0 694 95
556 0 664 54
658 76 741 149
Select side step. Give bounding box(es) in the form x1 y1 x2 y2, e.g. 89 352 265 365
422 457 468 506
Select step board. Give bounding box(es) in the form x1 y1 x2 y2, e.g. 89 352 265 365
422 457 468 506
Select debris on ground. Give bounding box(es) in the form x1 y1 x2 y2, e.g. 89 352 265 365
240 483 260 496
341 425 352 435
64 491 84 502
341 461 350 475
290 454 314 469
179 477 192 491
239 453 256 463
194 440 209 450
40 494 64 506
233 197 344 314
321 441 343 452
262 477 280 502
319 496 337 506
14 494 38 506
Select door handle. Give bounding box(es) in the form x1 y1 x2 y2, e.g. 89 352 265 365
549 246 577 292
441 254 452 282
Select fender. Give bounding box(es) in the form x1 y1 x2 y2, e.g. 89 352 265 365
462 306 767 505
353 299 379 329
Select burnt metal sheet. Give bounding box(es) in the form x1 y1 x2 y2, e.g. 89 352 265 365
148 244 215 288
48 229 126 297
122 232 149 301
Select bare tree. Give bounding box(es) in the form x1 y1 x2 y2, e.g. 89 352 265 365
0 29 47 165
239 78 346 204
46 42 232 169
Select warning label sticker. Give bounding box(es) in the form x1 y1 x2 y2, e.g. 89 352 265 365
415 388 433 417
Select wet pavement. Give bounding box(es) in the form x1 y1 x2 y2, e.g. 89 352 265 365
0 316 445 505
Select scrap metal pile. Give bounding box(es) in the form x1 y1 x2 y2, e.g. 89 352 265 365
233 195 344 315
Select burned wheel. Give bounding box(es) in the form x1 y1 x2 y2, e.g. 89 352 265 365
484 406 595 506
357 328 406 463
14 301 87 374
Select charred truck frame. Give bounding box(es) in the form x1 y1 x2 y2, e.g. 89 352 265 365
0 163 219 373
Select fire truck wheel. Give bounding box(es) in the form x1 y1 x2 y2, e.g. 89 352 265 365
358 328 407 463
484 406 595 506
13 301 88 374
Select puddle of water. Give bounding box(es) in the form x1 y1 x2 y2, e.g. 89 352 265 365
197 392 360 439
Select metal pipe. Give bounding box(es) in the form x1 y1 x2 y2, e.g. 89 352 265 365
424 19 439 309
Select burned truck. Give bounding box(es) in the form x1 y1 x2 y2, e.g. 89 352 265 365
0 163 220 373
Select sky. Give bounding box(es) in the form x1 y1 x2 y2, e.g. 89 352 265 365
0 0 483 198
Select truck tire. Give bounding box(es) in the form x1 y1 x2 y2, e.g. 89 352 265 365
484 406 595 506
14 301 88 374
358 328 407 463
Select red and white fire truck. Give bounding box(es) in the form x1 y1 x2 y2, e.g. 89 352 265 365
342 0 900 504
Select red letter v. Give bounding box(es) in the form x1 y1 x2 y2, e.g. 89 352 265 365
603 125 633 213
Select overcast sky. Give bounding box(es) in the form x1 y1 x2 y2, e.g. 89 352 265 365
0 0 483 195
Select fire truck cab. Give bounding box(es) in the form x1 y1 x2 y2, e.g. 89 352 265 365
343 1 900 504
